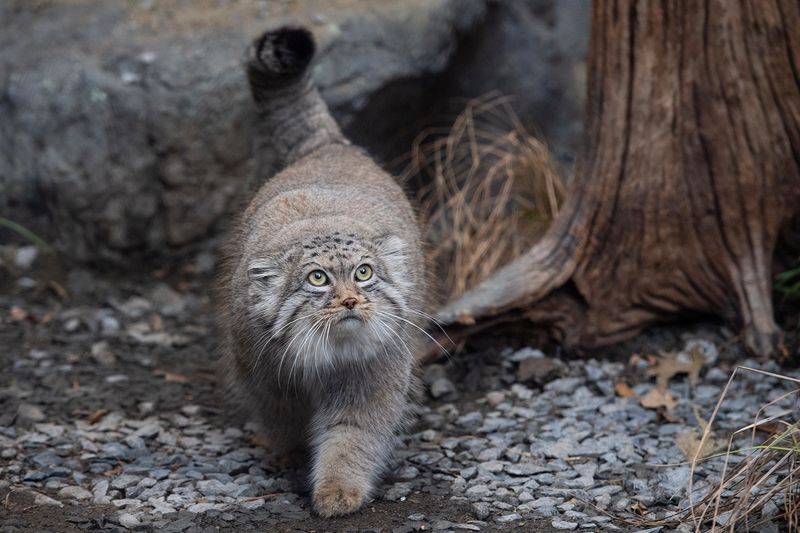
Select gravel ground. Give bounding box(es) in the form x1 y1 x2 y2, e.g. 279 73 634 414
0 249 796 532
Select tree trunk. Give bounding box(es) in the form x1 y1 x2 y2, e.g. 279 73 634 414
435 0 800 358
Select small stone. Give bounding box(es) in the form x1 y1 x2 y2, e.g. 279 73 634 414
58 486 93 500
496 513 522 523
17 276 37 289
91 341 117 367
17 403 45 422
124 435 147 450
118 512 141 529
101 442 131 459
93 479 110 500
714 510 733 526
545 377 584 394
100 315 121 334
408 513 426 521
705 367 728 381
517 357 566 384
551 519 578 530
477 447 503 461
477 460 504 474
23 471 47 481
508 347 545 361
465 484 490 498
384 482 412 501
181 405 201 416
472 502 491 519
32 450 62 467
14 245 38 269
33 493 63 507
531 496 560 508
506 463 548 476
111 474 140 490
460 466 477 480
430 377 456 398
660 466 691 496
187 502 223 513
148 283 186 316
34 423 64 438
394 466 420 480
485 391 506 406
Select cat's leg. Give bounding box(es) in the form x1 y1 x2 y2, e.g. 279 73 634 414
256 388 311 465
308 376 409 517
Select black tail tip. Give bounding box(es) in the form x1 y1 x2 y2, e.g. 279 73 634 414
248 27 315 83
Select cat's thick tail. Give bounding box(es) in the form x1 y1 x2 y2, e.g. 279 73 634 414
246 27 345 169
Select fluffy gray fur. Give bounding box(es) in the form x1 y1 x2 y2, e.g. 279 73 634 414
218 27 428 517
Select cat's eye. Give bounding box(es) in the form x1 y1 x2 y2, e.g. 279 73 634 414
307 270 328 286
354 264 373 282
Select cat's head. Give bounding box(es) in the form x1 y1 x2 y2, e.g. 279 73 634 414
245 232 416 371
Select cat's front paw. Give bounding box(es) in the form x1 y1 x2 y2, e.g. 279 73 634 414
313 480 366 517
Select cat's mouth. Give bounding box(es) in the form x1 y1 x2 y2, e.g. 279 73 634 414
337 311 363 325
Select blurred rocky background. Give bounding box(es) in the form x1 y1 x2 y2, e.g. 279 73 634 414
0 0 588 263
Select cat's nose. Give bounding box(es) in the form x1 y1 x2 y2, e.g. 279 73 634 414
341 297 357 310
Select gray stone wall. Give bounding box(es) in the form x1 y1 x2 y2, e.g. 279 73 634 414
0 0 588 263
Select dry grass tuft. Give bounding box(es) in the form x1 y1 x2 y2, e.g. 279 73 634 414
400 94 566 302
655 367 799 531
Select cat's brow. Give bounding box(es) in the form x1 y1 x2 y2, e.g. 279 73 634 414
301 260 325 269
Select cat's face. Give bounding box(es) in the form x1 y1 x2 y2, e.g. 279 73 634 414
246 232 414 371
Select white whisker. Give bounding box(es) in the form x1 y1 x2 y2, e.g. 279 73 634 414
375 310 452 358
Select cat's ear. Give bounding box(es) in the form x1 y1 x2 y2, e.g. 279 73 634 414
247 260 281 284
373 235 414 293
248 248 299 287
373 234 408 263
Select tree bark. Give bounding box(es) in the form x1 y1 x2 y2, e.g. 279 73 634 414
436 0 800 358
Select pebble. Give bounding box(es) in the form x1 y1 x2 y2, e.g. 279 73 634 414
552 519 578 530
2 273 794 533
33 493 63 507
58 485 93 499
471 502 490 520
14 245 38 269
118 512 141 529
17 403 45 422
495 513 522 523
430 377 457 398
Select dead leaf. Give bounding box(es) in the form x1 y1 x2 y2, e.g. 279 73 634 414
639 387 677 410
86 409 108 424
614 383 636 398
105 463 124 477
645 347 706 390
675 428 719 461
47 281 69 301
658 409 681 423
9 306 28 321
154 370 190 383
248 434 271 448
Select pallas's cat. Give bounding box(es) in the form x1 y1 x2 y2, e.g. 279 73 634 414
219 27 427 517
